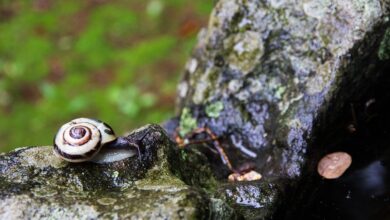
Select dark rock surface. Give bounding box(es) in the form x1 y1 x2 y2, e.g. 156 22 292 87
176 0 389 178
0 125 233 219
172 0 390 218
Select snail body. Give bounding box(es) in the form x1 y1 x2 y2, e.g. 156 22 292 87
54 118 137 163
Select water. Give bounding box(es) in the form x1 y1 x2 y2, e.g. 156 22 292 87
297 158 390 220
283 70 390 220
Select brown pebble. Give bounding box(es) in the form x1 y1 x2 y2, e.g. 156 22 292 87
317 152 352 179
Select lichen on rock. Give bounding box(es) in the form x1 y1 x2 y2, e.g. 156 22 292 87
223 31 264 74
0 125 228 219
205 101 224 118
173 0 390 218
177 0 389 178
216 181 283 220
378 27 390 60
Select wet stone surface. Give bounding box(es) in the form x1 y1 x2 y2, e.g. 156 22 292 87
280 68 390 220
177 0 389 179
172 0 390 218
0 125 229 219
216 180 284 220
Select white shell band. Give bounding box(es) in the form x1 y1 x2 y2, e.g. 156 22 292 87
53 118 117 162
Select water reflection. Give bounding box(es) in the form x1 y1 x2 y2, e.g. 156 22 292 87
349 161 387 197
301 157 390 220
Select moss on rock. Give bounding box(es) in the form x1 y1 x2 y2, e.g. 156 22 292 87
0 125 231 219
378 27 390 60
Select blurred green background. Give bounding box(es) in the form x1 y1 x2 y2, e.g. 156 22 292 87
0 0 213 152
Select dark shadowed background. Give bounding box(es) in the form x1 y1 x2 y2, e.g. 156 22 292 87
0 0 213 151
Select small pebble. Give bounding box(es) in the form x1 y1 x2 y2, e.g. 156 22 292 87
97 197 117 206
228 170 262 182
317 152 352 179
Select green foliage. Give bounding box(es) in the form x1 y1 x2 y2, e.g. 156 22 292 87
0 0 213 151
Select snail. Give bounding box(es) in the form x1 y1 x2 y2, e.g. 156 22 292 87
53 118 143 163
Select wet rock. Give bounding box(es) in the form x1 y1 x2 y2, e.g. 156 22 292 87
0 125 231 219
172 0 390 218
378 27 390 60
177 0 389 178
282 77 390 219
216 181 283 220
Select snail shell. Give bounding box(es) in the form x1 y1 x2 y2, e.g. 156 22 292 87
53 118 117 162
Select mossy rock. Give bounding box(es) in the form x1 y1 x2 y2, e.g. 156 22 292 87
0 125 230 219
177 0 390 179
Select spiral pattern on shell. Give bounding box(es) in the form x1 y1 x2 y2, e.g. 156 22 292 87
53 118 117 162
